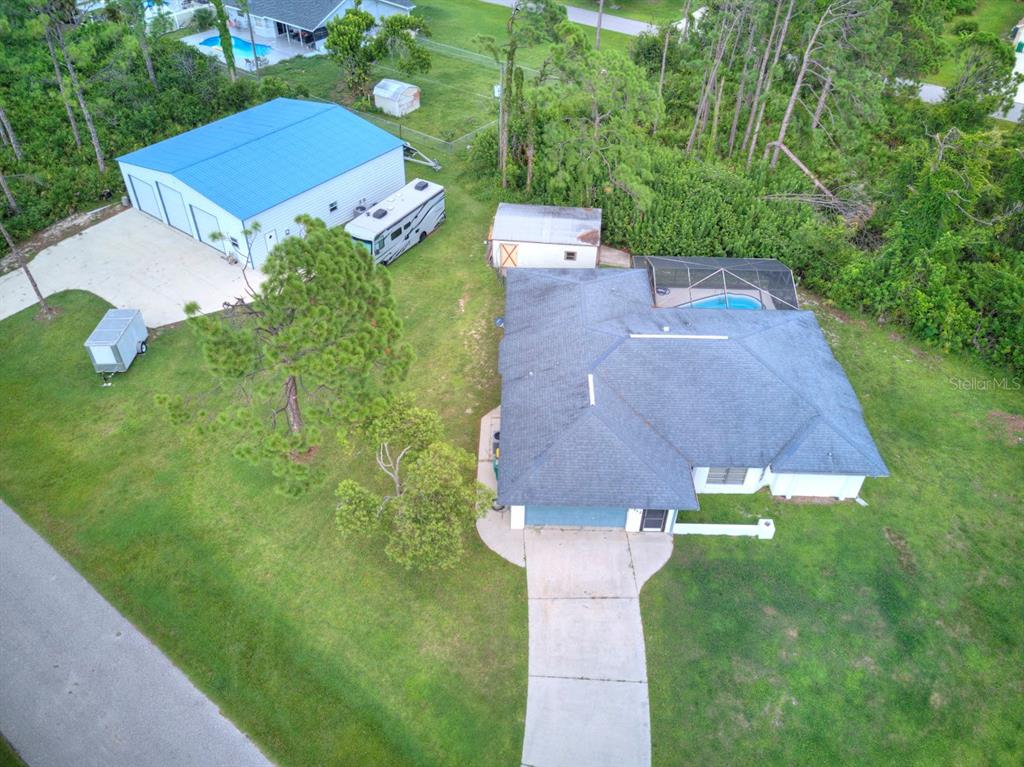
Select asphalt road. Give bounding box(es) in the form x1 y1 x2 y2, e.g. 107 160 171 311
0 502 274 767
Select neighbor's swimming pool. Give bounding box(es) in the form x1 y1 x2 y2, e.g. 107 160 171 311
686 294 763 310
200 35 272 60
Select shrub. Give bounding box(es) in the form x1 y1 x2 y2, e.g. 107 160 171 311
192 7 215 29
951 19 978 36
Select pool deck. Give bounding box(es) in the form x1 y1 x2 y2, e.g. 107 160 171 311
181 28 321 69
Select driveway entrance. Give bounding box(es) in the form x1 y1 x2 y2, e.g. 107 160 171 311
521 528 672 767
0 209 262 326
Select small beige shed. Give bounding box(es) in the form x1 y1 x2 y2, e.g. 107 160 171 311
373 79 421 117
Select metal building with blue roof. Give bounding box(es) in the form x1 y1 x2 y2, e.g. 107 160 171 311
117 98 406 268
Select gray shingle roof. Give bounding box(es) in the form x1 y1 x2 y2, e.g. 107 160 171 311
491 203 602 246
497 269 888 509
227 0 414 32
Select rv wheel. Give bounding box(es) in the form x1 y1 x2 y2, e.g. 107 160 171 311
138 340 148 354
419 232 427 243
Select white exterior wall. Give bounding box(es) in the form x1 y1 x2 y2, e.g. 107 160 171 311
244 147 404 268
691 465 865 500
118 162 244 257
492 240 598 269
510 505 525 530
625 508 643 532
769 473 865 500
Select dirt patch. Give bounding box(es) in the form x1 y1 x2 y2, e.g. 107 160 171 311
291 445 320 463
852 655 879 673
883 527 916 574
1 203 125 274
761 605 779 618
929 691 948 709
784 626 799 640
772 495 844 505
457 291 468 314
987 411 1024 446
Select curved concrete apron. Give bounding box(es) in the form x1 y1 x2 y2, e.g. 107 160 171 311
477 508 672 767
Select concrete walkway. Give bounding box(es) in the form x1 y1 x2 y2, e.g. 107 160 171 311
480 0 656 36
0 502 274 767
0 209 262 326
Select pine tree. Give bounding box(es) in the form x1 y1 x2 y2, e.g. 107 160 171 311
181 216 412 496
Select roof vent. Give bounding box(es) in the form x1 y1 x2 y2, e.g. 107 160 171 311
372 209 388 219
414 180 428 191
662 325 670 332
587 374 596 406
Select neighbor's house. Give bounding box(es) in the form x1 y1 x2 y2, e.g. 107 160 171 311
1012 16 1024 108
117 98 405 269
223 0 415 50
496 268 888 532
487 203 602 270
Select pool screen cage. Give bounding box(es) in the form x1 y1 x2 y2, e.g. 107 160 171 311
633 256 800 310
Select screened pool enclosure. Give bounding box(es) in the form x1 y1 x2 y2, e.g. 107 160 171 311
632 256 800 310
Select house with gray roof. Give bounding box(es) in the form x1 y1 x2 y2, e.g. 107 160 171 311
224 0 414 52
496 268 888 532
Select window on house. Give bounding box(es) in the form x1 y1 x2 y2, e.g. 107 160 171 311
329 201 338 213
230 237 239 249
706 467 747 485
564 250 578 261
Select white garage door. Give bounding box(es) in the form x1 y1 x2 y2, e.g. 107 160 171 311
129 176 162 220
157 183 191 235
190 205 222 249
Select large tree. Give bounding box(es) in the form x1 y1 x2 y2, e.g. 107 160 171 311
209 0 236 81
325 2 431 98
181 216 412 496
336 397 489 570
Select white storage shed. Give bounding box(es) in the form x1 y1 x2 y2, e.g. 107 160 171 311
487 203 602 270
373 79 421 117
116 98 406 270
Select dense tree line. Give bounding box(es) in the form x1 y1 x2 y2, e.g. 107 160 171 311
472 0 1024 373
0 1 306 249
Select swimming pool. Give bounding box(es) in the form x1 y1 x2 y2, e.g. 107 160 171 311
200 35 272 61
686 294 763 310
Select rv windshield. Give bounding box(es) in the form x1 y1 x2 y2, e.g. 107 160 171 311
351 237 373 256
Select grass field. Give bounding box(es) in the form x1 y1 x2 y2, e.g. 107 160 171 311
0 738 26 767
0 161 529 767
929 0 1022 86
571 0 684 25
644 296 1024 765
264 0 636 142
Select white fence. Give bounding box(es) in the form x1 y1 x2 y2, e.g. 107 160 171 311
674 518 775 539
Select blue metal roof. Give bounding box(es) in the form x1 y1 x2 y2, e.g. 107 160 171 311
117 98 403 220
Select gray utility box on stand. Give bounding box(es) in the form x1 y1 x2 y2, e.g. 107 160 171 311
84 309 148 376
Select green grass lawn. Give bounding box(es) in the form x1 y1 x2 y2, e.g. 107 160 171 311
571 0 684 25
929 0 1022 87
264 0 635 143
0 737 26 767
0 161 528 767
644 296 1024 766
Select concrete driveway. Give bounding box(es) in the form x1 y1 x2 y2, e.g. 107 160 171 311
521 528 672 767
0 502 274 767
0 210 262 327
